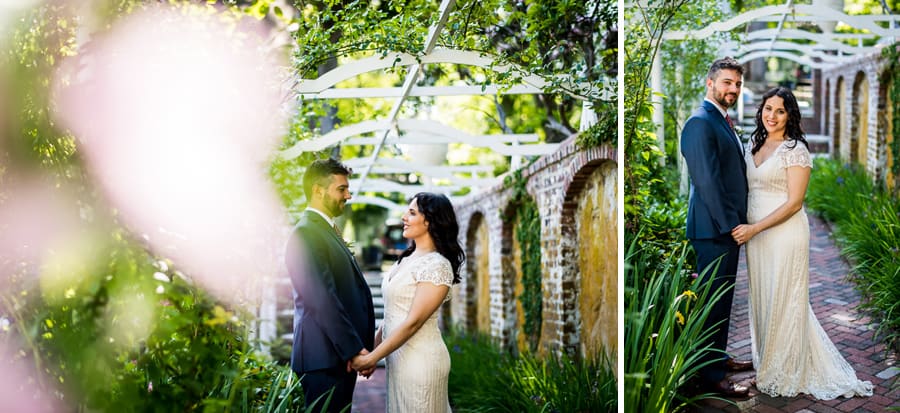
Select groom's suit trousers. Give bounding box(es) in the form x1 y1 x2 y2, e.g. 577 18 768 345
691 236 741 384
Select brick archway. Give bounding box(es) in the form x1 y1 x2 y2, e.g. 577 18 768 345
560 158 618 363
499 199 542 355
879 71 895 191
464 212 491 334
835 76 845 160
852 71 870 166
824 79 831 137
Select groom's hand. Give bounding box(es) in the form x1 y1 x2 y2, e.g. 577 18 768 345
347 348 370 373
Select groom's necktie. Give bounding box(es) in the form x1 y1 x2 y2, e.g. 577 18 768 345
724 113 743 153
333 222 342 237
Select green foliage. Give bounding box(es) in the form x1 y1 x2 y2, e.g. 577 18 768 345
806 158 900 352
502 169 542 353
577 100 617 148
445 327 616 413
624 235 733 412
624 0 691 233
0 232 309 412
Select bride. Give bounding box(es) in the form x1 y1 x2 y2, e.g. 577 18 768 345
350 192 464 412
730 87 873 399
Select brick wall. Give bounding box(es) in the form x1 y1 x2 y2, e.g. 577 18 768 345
453 135 617 358
821 52 893 183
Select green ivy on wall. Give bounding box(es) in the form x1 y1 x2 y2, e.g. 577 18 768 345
503 169 542 353
882 43 900 193
576 101 617 148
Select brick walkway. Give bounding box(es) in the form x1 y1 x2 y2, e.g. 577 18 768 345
690 214 900 412
351 366 386 412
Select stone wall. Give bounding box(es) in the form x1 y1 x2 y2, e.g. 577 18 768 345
821 51 894 184
452 135 617 362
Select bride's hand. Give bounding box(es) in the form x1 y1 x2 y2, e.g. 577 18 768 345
351 353 377 374
731 224 758 245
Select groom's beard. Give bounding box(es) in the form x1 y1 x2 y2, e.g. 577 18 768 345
323 196 346 218
712 85 739 109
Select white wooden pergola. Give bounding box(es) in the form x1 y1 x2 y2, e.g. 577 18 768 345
652 0 900 145
278 0 613 210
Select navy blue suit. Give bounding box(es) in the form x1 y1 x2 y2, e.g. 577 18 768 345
285 210 375 412
680 100 748 384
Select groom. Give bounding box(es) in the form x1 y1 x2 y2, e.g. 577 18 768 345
680 57 753 397
285 158 376 412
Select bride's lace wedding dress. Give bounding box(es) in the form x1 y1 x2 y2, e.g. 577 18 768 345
382 251 453 412
744 141 873 400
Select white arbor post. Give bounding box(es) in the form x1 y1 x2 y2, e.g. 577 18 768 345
651 50 665 165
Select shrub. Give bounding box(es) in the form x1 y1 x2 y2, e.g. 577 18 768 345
807 158 900 352
445 327 616 412
0 236 308 412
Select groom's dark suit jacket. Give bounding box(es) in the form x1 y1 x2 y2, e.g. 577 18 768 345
681 100 748 239
285 210 375 374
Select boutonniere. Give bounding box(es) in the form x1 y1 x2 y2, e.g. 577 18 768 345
341 238 356 256
732 124 744 141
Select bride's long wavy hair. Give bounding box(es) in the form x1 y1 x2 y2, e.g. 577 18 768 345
398 192 465 284
750 86 809 155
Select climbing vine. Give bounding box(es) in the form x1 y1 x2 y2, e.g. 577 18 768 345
503 169 542 353
882 42 900 193
576 100 618 148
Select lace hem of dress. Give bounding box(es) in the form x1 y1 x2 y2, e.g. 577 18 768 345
757 378 873 400
777 142 813 169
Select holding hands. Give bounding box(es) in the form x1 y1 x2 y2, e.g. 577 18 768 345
731 223 759 245
347 327 384 378
348 349 376 378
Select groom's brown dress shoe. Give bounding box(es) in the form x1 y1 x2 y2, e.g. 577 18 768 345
709 379 750 397
724 358 753 372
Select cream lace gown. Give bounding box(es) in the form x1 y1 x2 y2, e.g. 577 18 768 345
382 252 453 413
745 141 873 399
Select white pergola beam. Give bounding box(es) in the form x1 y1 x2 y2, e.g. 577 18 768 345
735 50 833 70
299 84 542 99
279 118 545 158
343 157 493 174
344 133 538 146
723 41 855 64
741 29 879 55
664 5 900 40
349 178 467 196
294 48 611 101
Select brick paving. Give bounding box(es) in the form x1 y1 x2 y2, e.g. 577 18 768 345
689 214 900 412
351 367 386 413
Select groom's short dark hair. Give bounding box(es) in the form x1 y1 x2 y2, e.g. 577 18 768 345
303 158 352 200
707 57 744 80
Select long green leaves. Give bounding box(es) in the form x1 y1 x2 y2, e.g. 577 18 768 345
445 328 617 412
624 234 733 412
807 158 900 352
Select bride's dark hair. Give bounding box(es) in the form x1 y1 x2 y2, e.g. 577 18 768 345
398 192 465 284
750 86 809 155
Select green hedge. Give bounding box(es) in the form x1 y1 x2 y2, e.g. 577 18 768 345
806 158 900 351
445 327 616 413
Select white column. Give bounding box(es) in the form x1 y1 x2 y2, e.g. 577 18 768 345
651 50 665 165
676 64 690 196
580 100 598 131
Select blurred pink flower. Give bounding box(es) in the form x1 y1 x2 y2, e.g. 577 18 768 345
52 5 294 301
